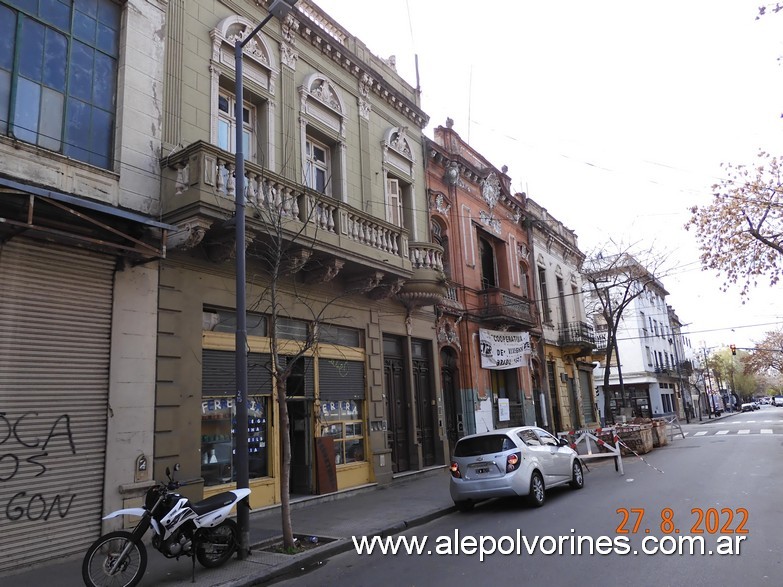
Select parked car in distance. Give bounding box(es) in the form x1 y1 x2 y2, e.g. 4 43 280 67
741 403 755 413
774 397 783 407
449 426 584 511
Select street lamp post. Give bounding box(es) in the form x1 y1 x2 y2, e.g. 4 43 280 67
234 0 297 559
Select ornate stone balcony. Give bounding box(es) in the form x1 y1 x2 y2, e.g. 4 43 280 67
475 288 537 329
161 141 445 306
558 321 596 357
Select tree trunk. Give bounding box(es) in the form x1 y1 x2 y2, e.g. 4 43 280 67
602 346 613 425
277 377 295 549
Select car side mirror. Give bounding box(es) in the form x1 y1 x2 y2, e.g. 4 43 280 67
558 438 570 447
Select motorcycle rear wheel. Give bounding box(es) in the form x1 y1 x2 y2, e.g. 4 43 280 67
82 530 147 587
196 518 238 568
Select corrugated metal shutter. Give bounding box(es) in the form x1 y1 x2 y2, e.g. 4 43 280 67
0 238 114 572
319 359 365 400
202 350 273 396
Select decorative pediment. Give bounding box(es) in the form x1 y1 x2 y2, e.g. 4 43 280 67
382 126 414 178
210 16 277 93
299 73 345 136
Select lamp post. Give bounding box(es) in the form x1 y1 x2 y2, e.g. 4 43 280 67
234 0 297 559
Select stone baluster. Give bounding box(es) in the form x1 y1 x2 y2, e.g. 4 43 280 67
246 172 257 206
226 163 235 199
216 158 226 196
174 161 188 196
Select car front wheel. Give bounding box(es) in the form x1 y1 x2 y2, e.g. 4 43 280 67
569 460 584 489
527 471 545 507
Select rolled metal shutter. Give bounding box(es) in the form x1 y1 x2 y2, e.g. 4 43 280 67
0 238 114 572
319 359 366 400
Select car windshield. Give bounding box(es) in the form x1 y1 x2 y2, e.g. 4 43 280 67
454 434 514 457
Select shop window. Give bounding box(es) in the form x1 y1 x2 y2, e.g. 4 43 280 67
200 396 268 486
276 316 309 340
320 400 364 465
0 0 121 168
319 323 362 347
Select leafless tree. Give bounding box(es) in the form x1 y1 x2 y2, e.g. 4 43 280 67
582 241 670 423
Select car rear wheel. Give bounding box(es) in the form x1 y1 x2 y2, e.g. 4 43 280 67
454 500 474 512
569 460 584 489
527 471 545 507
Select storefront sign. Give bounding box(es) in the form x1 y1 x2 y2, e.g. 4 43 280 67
479 329 531 370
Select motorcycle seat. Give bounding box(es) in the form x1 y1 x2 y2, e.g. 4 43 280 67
190 492 236 515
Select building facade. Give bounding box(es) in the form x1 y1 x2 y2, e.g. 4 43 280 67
590 255 686 422
0 0 170 572
526 198 597 432
156 0 447 510
426 121 539 452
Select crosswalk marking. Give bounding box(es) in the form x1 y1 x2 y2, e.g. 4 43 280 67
761 429 773 434
738 430 751 434
694 431 708 436
715 430 729 435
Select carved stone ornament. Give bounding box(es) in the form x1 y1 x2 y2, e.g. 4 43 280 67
518 242 530 259
444 161 459 186
348 271 385 293
481 172 500 209
390 127 412 158
434 193 451 214
280 43 298 69
437 318 461 350
226 24 269 65
312 80 340 111
168 218 211 251
359 73 372 98
479 210 501 234
282 12 299 45
304 258 345 284
368 277 405 300
358 97 371 119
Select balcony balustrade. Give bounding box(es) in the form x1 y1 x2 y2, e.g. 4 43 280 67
161 141 445 306
476 288 537 328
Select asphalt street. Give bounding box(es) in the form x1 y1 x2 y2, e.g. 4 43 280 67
270 407 783 587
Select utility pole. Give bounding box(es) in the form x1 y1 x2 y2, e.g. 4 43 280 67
233 0 298 560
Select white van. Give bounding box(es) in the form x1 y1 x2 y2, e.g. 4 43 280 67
774 396 783 407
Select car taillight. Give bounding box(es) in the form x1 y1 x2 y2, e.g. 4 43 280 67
506 452 521 473
450 461 461 478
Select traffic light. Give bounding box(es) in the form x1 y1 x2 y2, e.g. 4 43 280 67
730 344 736 355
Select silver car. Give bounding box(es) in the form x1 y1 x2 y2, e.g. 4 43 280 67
449 426 584 511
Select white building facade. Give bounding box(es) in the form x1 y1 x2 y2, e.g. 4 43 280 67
592 261 689 423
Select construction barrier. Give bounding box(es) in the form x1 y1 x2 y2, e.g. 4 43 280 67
557 427 624 475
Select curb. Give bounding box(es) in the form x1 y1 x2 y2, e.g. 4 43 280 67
225 504 456 586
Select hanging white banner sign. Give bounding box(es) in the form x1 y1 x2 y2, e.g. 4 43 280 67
479 329 531 370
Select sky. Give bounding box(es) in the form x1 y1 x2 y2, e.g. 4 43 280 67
313 0 783 353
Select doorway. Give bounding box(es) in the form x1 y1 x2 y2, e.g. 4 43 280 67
288 400 312 495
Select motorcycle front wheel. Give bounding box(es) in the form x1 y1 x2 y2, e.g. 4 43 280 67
196 518 238 568
82 531 147 587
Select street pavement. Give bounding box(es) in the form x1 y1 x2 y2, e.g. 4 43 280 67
2 467 455 587
5 409 780 587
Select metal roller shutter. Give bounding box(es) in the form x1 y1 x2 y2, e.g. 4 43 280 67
319 359 366 400
0 238 114 572
202 350 274 396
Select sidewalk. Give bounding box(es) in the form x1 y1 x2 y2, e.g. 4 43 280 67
5 467 454 587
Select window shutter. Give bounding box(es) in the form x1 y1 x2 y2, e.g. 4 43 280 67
387 178 402 226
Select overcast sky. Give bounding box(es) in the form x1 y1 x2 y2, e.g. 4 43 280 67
313 0 783 352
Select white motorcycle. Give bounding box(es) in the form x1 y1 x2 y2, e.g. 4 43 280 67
82 465 250 587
